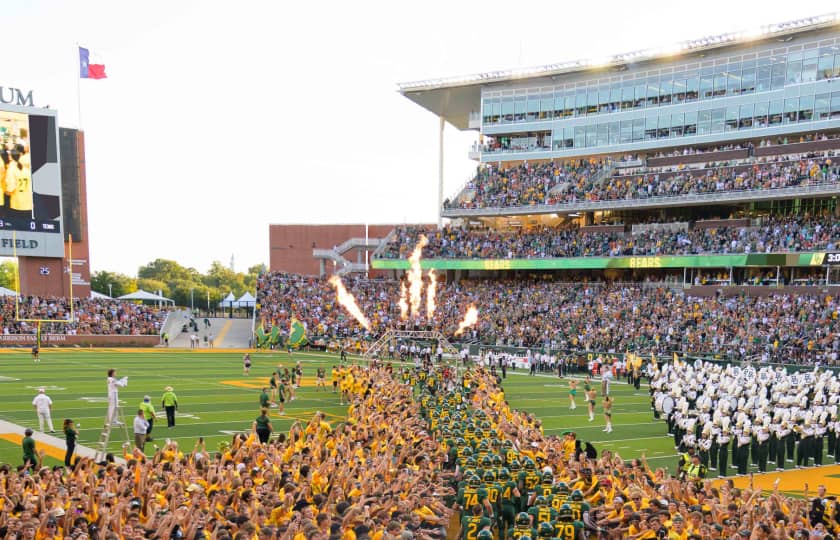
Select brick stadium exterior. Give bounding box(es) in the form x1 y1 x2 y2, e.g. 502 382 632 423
269 224 428 276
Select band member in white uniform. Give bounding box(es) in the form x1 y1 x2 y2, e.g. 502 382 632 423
107 368 128 425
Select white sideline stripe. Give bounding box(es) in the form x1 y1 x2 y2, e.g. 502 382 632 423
0 419 125 464
544 420 659 431
590 435 668 444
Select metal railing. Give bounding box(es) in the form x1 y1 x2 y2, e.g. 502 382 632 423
442 179 840 217
331 237 382 255
371 228 397 260
445 172 482 207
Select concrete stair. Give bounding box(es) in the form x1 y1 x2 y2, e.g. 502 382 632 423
166 317 253 349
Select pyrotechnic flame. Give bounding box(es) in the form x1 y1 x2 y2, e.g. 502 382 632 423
328 276 371 331
454 305 478 336
407 234 428 318
398 283 409 321
426 269 437 320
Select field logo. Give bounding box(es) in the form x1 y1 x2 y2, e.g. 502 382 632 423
79 397 123 404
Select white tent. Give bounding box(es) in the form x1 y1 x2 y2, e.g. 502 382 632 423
90 290 112 300
218 292 236 308
235 292 256 307
118 289 174 304
0 286 18 296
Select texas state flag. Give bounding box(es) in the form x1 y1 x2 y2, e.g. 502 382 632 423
79 47 107 79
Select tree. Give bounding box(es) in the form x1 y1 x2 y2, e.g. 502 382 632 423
138 259 201 283
203 261 247 296
0 260 17 290
90 271 136 297
136 278 170 299
244 263 267 290
92 257 265 308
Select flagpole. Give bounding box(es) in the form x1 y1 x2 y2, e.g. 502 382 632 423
76 43 82 129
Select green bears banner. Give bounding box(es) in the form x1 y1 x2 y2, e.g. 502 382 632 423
371 252 829 271
288 317 308 349
269 325 282 347
255 326 268 348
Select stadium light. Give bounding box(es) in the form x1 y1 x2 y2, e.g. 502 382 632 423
588 56 613 67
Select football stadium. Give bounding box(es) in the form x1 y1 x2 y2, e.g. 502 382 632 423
3 10 840 540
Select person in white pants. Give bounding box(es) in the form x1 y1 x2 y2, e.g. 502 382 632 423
107 368 128 426
32 388 54 433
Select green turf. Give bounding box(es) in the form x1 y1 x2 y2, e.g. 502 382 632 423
0 352 679 473
0 350 349 466
0 439 64 468
498 369 678 472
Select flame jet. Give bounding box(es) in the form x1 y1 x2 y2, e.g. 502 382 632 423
426 269 437 320
398 283 409 320
454 305 478 336
407 235 428 318
328 276 372 331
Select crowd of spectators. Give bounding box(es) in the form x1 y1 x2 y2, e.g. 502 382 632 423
0 364 453 540
649 142 749 159
449 152 839 210
378 215 840 260
0 296 166 335
257 274 839 363
463 366 840 540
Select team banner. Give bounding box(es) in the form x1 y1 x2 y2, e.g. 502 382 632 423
288 317 308 349
372 252 831 271
255 326 268 348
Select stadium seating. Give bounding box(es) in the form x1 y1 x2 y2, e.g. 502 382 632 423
378 215 839 260
448 145 840 210
0 296 166 335
256 275 838 364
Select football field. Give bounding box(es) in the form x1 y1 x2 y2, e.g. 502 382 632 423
0 350 678 470
2 349 834 497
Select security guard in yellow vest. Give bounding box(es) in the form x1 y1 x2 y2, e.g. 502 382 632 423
677 447 695 480
686 454 707 489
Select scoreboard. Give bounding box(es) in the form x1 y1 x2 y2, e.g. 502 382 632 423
0 104 64 258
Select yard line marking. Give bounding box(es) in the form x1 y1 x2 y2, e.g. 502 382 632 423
544 421 659 430
588 435 669 444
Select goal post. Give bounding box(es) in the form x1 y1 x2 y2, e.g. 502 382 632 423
12 232 76 349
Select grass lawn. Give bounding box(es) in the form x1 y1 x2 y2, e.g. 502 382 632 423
0 351 674 472
0 350 348 466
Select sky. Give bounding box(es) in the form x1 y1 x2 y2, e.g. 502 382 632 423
3 0 839 276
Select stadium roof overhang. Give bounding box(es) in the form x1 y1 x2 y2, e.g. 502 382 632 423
399 13 840 130
400 86 481 130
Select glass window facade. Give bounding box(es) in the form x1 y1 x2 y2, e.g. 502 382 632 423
481 37 840 154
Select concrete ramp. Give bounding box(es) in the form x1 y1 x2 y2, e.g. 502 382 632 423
165 318 252 349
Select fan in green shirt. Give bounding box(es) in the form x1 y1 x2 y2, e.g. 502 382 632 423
139 396 156 441
161 387 178 428
21 428 37 469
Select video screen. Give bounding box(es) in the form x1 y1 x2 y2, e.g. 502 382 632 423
0 107 64 257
